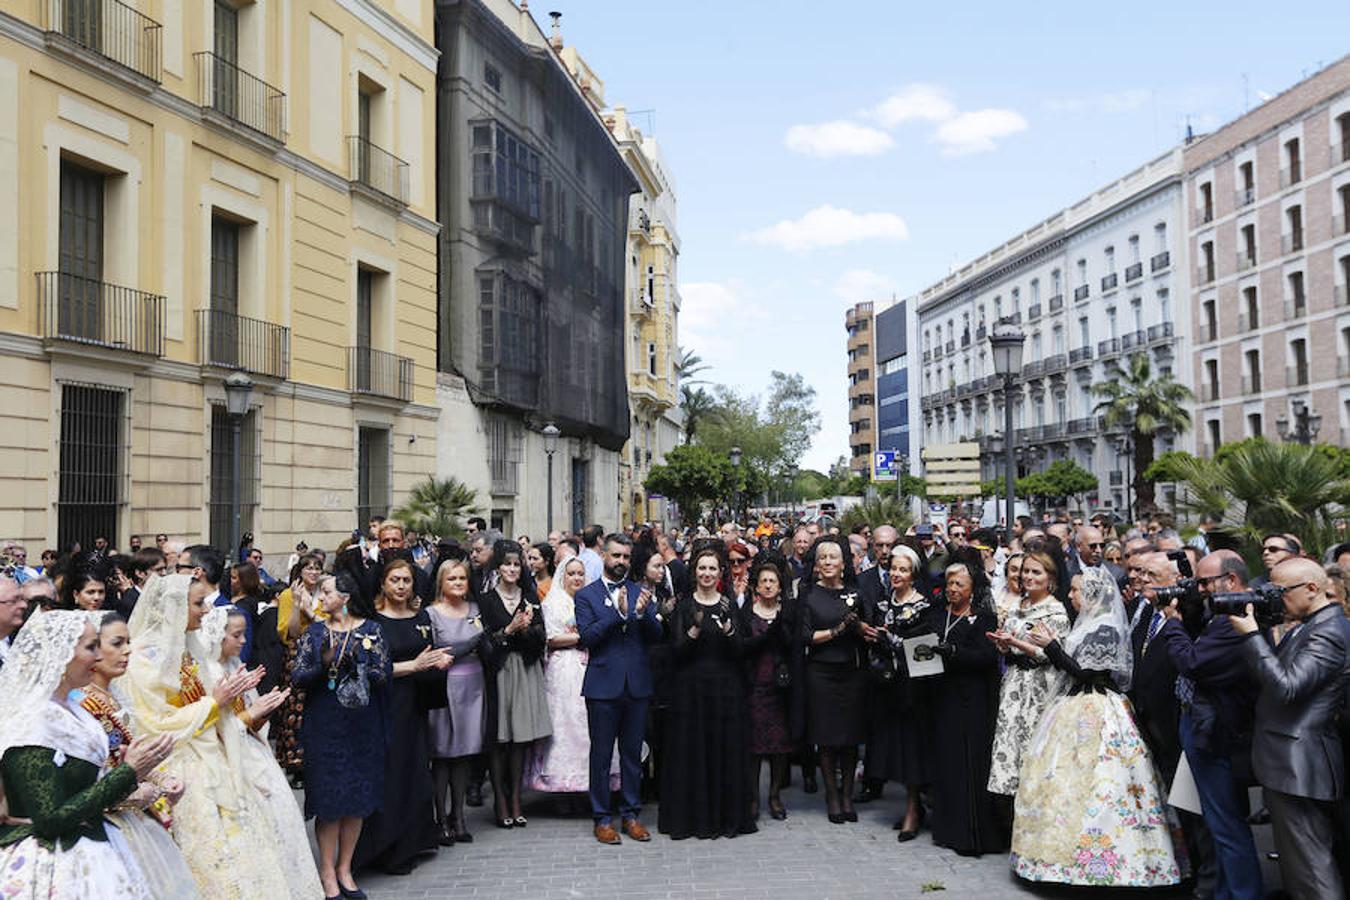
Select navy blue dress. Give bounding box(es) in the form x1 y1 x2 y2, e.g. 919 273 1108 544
293 618 391 821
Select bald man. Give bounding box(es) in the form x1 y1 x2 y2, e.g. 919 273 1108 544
1158 550 1263 899
1230 557 1350 899
1130 553 1185 783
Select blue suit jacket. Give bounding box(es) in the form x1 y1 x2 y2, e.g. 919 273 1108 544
573 577 662 700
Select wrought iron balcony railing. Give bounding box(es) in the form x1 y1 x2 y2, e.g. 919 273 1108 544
43 0 162 82
36 270 163 356
1048 294 1064 313
348 136 409 204
195 51 286 142
1125 262 1143 282
1147 322 1174 343
1151 251 1170 272
1074 284 1090 302
348 346 413 401
1101 273 1118 292
196 309 289 379
1069 346 1093 365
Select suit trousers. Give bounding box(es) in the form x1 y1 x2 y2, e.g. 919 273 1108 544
1265 787 1344 900
1180 711 1263 900
586 689 649 825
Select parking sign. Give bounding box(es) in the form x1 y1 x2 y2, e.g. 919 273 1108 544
873 449 897 482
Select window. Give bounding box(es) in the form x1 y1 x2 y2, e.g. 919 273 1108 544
1105 246 1115 272
58 160 105 342
1201 240 1215 281
647 341 657 376
1244 349 1261 393
58 384 124 550
993 296 1002 319
1338 185 1350 234
1204 359 1219 400
1202 298 1216 341
208 215 240 366
209 403 259 550
645 265 655 304
1155 222 1167 253
1031 332 1042 358
1206 420 1221 456
357 426 391 522
1011 288 1020 312
1286 205 1304 253
1240 224 1256 267
477 271 541 404
1247 413 1263 438
1107 307 1118 339
1128 234 1140 264
1283 137 1301 185
1338 113 1350 161
1287 271 1306 317
1289 338 1309 386
1076 259 1087 284
1238 161 1255 204
1078 316 1090 347
1242 285 1259 331
1199 183 1213 221
1051 270 1062 296
470 122 541 218
1052 324 1064 355
1030 279 1040 304
1131 297 1143 332
1056 394 1067 423
1158 289 1171 324
484 63 502 93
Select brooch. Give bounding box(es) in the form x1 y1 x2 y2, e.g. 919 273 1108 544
361 636 373 651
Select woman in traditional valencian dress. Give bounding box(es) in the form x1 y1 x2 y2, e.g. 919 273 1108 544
122 574 296 899
0 609 174 899
83 612 201 900
1005 569 1188 887
200 606 324 899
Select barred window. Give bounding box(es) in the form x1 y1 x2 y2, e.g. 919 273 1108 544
209 404 260 551
357 426 390 525
478 271 541 406
487 414 521 495
58 384 126 550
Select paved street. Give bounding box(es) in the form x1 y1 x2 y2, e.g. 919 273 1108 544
356 780 1212 900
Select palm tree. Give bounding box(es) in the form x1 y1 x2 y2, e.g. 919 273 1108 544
1092 352 1193 513
680 384 716 444
393 475 481 539
675 346 709 384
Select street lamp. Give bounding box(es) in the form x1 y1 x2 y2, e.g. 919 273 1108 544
989 321 1025 543
1275 399 1322 445
729 446 742 522
542 423 560 533
223 372 254 564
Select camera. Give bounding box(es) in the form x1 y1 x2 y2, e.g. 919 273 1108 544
1207 583 1287 627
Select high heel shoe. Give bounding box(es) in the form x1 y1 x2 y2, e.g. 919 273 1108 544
436 821 456 847
827 812 847 824
768 798 787 820
513 815 528 827
843 809 858 822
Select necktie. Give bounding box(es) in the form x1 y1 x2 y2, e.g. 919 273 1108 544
1142 610 1162 655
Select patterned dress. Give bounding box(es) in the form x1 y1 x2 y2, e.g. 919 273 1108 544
986 596 1071 795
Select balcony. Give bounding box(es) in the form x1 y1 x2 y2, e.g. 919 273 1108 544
1017 425 1045 443
1147 322 1174 344
1236 251 1256 272
348 346 413 401
1121 329 1146 350
1027 303 1042 321
955 381 974 399
1043 353 1067 374
1280 166 1301 188
1043 422 1065 440
1199 321 1217 343
1235 187 1255 207
920 395 934 411
961 331 971 347
1109 470 1124 486
977 433 999 454
42 0 162 83
1198 207 1214 225
1197 264 1215 285
1067 417 1098 436
348 136 409 205
1074 284 1090 302
1007 311 1023 325
1200 381 1219 401
1098 337 1121 357
945 340 956 354
194 51 286 142
36 271 163 356
1125 262 1144 282
1282 231 1304 255
922 349 931 362
1022 360 1044 379
1285 365 1309 388
1101 273 1118 292
1151 251 1171 272
1048 294 1064 313
976 324 987 342
1284 296 1307 319
195 309 289 379
1241 373 1261 395
1069 346 1093 365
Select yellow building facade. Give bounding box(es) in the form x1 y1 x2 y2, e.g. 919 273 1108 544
0 0 440 555
608 106 681 527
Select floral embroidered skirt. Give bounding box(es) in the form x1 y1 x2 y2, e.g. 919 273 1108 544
1010 690 1189 887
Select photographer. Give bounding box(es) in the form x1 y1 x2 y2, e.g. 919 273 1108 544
1158 550 1262 900
1131 552 1183 783
1229 557 1350 899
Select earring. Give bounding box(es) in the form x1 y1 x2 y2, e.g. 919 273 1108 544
342 604 348 616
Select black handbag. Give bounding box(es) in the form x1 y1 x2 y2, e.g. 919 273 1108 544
774 659 792 689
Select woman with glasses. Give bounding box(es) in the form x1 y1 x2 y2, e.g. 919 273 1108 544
727 541 753 608
274 552 326 780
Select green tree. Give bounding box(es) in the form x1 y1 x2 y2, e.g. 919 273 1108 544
1165 438 1350 557
839 496 914 533
679 384 716 443
1143 450 1202 484
644 444 734 522
392 476 481 539
1092 352 1194 513
675 346 709 384
1021 459 1098 505
765 371 822 466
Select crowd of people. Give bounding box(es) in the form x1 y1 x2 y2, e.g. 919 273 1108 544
2 507 1349 898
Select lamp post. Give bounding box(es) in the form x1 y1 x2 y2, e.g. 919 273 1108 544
729 446 743 522
542 423 560 534
989 321 1025 544
223 372 254 564
1115 434 1134 524
1276 399 1322 445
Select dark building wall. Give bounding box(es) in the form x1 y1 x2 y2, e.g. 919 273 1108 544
435 0 635 449
875 300 907 362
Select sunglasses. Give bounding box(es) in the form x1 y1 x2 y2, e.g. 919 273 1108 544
730 557 748 565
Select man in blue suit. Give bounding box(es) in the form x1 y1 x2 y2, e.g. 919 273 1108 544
574 532 662 844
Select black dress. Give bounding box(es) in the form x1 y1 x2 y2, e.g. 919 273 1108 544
658 595 756 839
799 584 870 747
353 609 440 874
738 599 796 756
865 591 935 786
926 603 1006 856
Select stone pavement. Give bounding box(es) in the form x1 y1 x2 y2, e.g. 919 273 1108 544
355 781 1204 900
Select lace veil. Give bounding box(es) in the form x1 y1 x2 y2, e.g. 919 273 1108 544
126 573 195 696
1062 566 1134 691
198 605 245 686
0 610 93 763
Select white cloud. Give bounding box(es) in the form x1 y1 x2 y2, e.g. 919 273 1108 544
742 205 910 252
680 281 766 360
1044 89 1151 114
833 269 897 305
784 120 895 158
933 109 1029 155
869 84 957 127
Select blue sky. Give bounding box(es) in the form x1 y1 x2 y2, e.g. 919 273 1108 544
560 1 1347 471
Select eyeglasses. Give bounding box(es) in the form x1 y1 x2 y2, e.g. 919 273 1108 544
175 563 196 572
1262 544 1294 555
1195 574 1228 587
151 565 168 575
729 557 748 565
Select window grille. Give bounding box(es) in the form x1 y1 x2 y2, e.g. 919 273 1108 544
57 383 126 550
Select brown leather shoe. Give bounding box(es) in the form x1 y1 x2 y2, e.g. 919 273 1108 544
593 823 622 845
621 819 651 842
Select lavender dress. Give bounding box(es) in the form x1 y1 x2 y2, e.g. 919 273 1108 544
427 604 487 759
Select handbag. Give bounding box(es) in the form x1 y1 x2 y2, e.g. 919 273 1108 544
335 658 371 709
773 659 792 689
